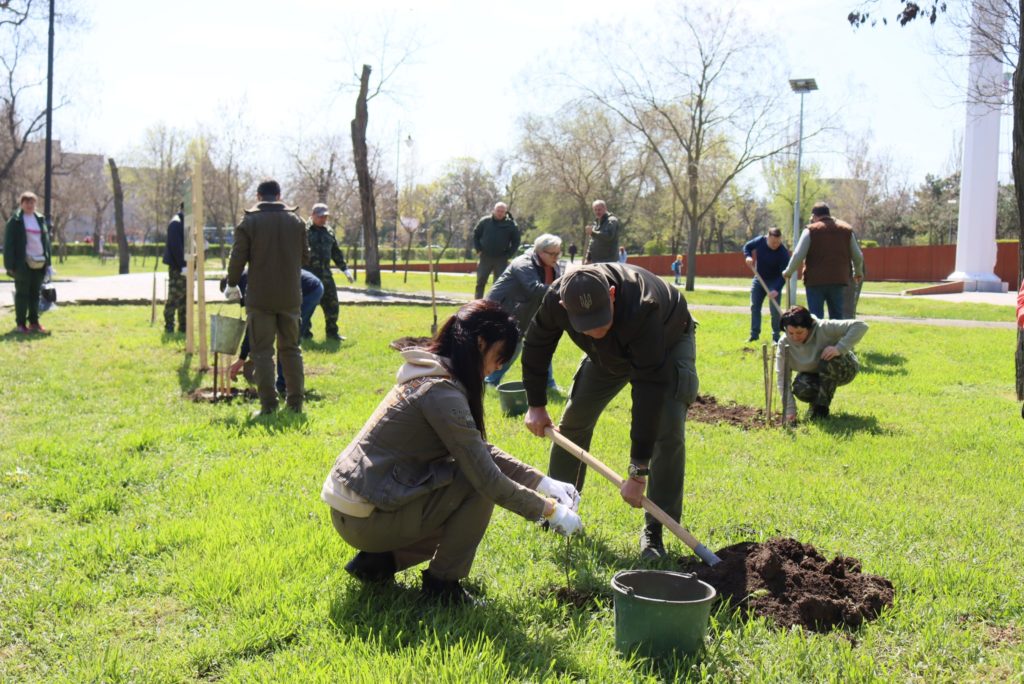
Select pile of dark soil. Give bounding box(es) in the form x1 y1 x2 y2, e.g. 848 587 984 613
389 336 433 352
188 387 258 403
686 538 894 632
689 394 778 430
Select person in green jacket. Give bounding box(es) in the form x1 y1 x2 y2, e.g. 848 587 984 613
4 192 52 334
775 305 868 423
473 202 520 299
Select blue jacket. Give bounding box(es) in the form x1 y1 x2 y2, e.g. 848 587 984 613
162 213 185 270
742 236 789 290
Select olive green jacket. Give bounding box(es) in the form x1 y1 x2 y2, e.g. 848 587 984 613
227 202 310 310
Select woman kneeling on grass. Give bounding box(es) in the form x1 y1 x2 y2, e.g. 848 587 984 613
776 305 868 424
322 299 583 605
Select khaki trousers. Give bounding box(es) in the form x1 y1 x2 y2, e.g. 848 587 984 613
246 306 303 410
330 468 495 580
548 331 698 528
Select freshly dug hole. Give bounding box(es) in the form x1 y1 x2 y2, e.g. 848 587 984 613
188 387 259 403
688 394 780 430
682 537 894 631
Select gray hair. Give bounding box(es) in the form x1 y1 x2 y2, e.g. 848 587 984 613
592 199 606 210
533 233 562 252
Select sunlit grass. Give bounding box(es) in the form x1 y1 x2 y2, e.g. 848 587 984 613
1 304 1022 681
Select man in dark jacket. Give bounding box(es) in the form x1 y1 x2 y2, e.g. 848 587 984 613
473 202 520 298
742 227 790 343
226 179 310 417
584 200 621 263
782 202 863 319
4 191 51 334
306 203 352 341
522 263 699 559
162 205 186 333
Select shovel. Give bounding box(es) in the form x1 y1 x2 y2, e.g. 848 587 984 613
545 427 721 566
747 261 786 318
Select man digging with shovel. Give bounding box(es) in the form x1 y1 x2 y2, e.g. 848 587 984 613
522 263 698 560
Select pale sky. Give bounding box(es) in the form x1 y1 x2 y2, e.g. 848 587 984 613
48 0 1014 189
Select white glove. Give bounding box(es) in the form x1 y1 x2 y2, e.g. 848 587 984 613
224 285 241 303
537 476 580 512
343 269 355 283
545 502 583 537
181 267 187 275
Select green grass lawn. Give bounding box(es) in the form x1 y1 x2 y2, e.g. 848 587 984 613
1 303 1022 681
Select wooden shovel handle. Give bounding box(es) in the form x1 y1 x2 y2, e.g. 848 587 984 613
544 427 720 565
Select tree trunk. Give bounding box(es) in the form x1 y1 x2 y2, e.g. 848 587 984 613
684 159 700 291
108 158 129 274
1013 3 1023 400
351 64 381 287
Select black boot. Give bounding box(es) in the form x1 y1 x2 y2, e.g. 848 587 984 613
420 570 481 606
344 551 396 583
640 523 666 560
810 404 830 419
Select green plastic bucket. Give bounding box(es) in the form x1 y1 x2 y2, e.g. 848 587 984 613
497 381 528 416
210 314 247 355
611 570 716 658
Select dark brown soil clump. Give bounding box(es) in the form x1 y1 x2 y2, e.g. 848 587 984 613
689 394 779 430
685 538 894 632
188 387 259 403
389 336 433 352
540 585 607 610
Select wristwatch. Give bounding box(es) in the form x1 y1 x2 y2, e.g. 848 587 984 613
627 464 650 479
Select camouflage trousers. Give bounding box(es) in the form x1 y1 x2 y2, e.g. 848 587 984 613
164 269 186 332
792 352 859 408
315 272 340 335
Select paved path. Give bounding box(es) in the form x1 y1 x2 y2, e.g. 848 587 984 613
0 272 461 308
1 272 1015 329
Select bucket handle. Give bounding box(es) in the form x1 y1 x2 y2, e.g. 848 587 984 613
215 302 244 321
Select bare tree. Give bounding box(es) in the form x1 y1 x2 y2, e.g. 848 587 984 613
516 103 654 250
201 116 256 269
108 158 128 274
126 124 188 265
582 6 797 290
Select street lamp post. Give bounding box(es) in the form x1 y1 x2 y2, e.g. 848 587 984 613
788 77 817 307
393 129 401 272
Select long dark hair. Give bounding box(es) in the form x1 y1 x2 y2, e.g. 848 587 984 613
427 299 519 439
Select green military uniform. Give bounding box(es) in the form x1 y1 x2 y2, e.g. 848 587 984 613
165 270 186 332
306 222 348 339
791 352 859 409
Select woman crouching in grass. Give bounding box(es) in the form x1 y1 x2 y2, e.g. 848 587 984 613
322 299 583 605
776 305 868 424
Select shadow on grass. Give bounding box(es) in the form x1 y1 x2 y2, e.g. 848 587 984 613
859 351 908 376
177 352 203 393
328 580 581 680
813 412 886 436
0 328 36 342
301 337 349 353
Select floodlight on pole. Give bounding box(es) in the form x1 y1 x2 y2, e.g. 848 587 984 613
787 77 817 307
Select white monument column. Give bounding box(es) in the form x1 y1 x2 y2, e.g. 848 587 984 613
949 0 1005 291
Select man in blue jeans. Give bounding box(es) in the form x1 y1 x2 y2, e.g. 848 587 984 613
742 227 789 342
782 203 863 319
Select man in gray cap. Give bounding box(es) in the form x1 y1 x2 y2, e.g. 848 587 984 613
521 263 698 559
306 203 352 341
